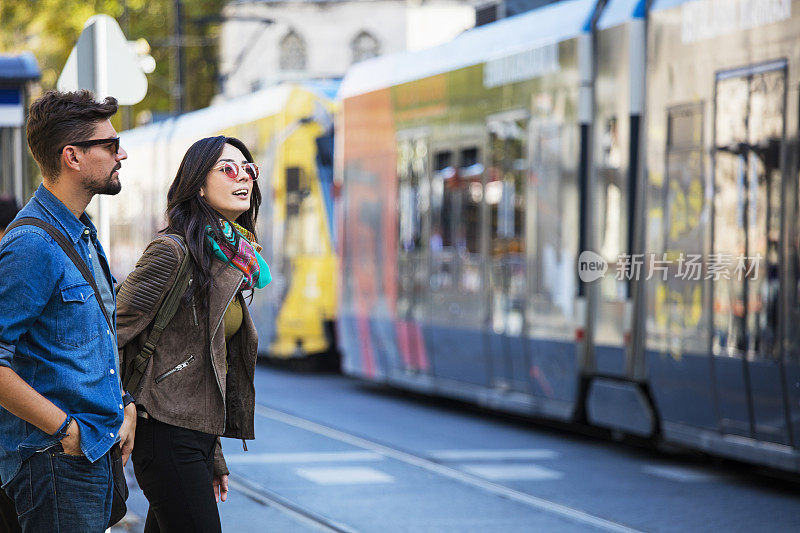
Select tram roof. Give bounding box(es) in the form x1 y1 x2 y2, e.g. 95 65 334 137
597 0 646 30
339 0 598 99
121 84 294 145
650 0 698 10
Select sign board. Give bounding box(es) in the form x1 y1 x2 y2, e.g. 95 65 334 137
58 15 147 105
0 88 23 127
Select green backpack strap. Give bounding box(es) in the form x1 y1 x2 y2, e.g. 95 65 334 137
124 234 194 395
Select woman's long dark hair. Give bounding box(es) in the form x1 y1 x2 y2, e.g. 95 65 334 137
163 136 262 309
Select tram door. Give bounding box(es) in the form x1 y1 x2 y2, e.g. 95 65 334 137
396 134 431 374
711 63 789 444
486 113 530 393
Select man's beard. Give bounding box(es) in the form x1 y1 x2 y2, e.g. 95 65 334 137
84 166 122 195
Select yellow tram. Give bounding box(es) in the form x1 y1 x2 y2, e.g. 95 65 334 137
101 83 338 360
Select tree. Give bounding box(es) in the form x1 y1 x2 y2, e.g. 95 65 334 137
0 0 225 129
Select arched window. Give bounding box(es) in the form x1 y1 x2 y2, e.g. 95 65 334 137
351 31 380 64
280 29 306 71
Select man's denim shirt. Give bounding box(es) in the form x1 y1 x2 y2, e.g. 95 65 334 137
0 185 123 485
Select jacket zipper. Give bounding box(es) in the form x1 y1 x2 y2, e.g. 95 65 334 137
189 278 199 326
155 355 195 384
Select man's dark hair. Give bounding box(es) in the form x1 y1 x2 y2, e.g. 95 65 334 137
0 195 20 230
26 90 118 180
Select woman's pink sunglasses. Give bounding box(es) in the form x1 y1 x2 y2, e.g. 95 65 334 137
213 161 259 181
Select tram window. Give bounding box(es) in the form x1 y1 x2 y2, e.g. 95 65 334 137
431 150 455 250
668 108 703 150
461 147 479 168
597 116 626 304
434 151 452 172
284 166 321 257
397 138 427 253
286 166 305 217
487 123 526 245
286 168 300 192
488 117 528 336
663 105 705 346
711 67 785 360
528 120 576 322
430 150 455 290
457 146 482 254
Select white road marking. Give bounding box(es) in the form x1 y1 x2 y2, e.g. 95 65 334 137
429 449 559 461
229 476 358 533
256 404 643 533
296 466 395 485
643 465 726 483
462 464 564 481
224 451 383 464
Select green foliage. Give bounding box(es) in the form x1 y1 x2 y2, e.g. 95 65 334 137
0 0 225 129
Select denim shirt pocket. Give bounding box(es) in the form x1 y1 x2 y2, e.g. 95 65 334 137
56 280 101 347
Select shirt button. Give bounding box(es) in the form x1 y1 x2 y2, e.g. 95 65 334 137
107 330 111 335
119 404 124 410
110 432 115 438
110 369 115 375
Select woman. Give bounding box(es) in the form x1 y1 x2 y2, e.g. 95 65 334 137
117 136 270 532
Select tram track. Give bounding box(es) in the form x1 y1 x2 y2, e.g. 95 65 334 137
229 473 359 533
250 403 644 533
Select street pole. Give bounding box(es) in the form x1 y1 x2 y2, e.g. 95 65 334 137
121 0 133 130
173 0 184 115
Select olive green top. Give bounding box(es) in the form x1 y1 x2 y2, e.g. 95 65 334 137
224 297 243 341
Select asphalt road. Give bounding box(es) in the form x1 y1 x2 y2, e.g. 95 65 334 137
113 362 800 532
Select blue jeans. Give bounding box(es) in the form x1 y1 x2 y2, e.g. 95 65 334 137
3 444 112 533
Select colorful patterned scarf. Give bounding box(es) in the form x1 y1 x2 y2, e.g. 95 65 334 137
206 220 271 290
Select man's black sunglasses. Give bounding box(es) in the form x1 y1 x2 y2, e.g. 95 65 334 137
58 137 120 154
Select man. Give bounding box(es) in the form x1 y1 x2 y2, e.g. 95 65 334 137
0 194 21 533
0 90 136 531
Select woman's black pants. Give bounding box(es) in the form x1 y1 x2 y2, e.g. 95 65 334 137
133 417 221 533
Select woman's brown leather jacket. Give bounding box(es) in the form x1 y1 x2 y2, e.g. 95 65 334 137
116 235 259 475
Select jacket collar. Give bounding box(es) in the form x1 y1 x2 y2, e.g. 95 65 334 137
33 184 97 245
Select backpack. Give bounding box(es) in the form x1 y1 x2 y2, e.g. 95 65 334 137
119 233 194 394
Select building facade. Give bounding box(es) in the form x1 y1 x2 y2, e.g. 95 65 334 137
219 0 476 98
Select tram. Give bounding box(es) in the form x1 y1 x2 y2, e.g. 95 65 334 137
336 0 800 472
107 83 338 360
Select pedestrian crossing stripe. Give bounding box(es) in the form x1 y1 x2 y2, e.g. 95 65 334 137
295 467 395 485
642 465 727 483
429 449 559 461
225 451 383 464
461 464 564 481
